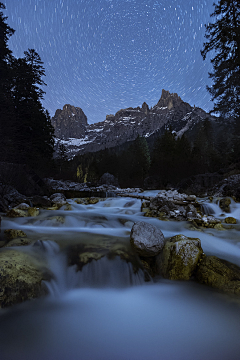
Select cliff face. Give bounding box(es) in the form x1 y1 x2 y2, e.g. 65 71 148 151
51 104 88 139
52 90 216 158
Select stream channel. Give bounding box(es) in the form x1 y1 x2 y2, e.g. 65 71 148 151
0 191 240 360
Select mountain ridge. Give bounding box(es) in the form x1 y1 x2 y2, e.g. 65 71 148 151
51 89 217 158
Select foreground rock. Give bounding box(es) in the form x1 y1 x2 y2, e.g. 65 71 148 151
156 235 203 280
0 249 48 308
130 221 166 257
196 256 240 295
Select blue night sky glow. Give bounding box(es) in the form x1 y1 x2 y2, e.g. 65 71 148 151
5 0 214 124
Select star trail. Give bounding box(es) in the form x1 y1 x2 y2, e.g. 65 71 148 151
5 0 214 124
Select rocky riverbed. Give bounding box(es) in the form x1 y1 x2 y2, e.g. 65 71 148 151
1 181 240 359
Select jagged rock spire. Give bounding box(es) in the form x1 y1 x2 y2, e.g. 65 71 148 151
51 104 88 139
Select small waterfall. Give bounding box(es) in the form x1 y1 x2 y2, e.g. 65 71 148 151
201 203 216 215
33 240 146 296
33 240 70 296
76 256 147 288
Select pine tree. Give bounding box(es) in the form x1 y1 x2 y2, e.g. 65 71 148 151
11 49 54 169
0 3 16 161
201 0 240 119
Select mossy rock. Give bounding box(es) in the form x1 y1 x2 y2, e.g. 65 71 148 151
79 252 105 264
144 209 154 217
195 255 240 294
141 201 150 211
158 211 168 221
0 249 48 308
64 203 72 211
4 229 27 240
156 234 203 280
47 204 63 210
74 198 85 204
219 198 231 213
225 217 237 224
4 238 33 247
6 208 27 217
87 198 99 205
46 216 65 224
214 223 225 230
28 207 39 217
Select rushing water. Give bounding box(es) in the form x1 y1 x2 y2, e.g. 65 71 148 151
0 193 240 360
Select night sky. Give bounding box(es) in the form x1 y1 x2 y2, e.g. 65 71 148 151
5 0 214 124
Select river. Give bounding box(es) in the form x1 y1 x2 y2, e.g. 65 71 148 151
0 192 240 360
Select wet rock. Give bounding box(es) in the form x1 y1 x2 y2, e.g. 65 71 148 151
156 234 203 280
195 255 240 295
50 192 67 206
74 197 100 205
186 204 199 219
31 195 52 208
46 216 65 224
6 208 27 217
130 221 166 257
0 249 48 308
2 185 27 208
4 229 27 240
74 198 85 204
64 203 72 211
87 198 99 205
15 203 30 210
79 252 105 264
219 197 231 213
27 207 39 217
124 200 136 208
214 223 225 230
225 217 237 224
194 215 221 228
4 238 33 247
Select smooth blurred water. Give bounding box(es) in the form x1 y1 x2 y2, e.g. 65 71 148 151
1 194 240 360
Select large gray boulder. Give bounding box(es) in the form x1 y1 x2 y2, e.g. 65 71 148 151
130 221 166 257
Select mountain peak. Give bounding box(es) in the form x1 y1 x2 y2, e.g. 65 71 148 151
51 104 88 139
157 89 184 110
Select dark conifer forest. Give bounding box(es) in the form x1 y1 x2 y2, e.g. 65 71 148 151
0 3 54 175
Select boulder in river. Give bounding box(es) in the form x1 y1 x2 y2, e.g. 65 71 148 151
50 193 67 206
156 234 203 280
4 229 27 240
195 255 240 295
0 249 48 308
31 195 52 208
219 197 231 213
130 221 166 257
224 216 237 224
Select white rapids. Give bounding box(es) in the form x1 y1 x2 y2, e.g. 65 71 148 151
0 193 240 360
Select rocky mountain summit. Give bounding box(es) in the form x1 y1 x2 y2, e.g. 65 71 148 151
51 104 88 139
52 90 217 158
